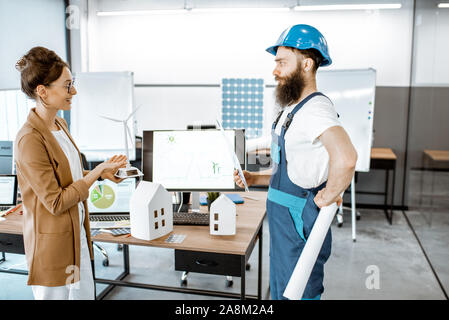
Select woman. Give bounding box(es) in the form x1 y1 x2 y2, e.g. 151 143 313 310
14 46 128 300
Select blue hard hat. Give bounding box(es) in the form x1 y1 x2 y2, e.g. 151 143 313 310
266 24 332 67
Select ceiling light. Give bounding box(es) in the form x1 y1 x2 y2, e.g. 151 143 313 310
97 7 291 16
191 7 291 13
97 9 186 16
294 3 402 11
438 3 449 8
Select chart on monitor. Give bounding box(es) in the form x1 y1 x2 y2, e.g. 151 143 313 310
0 176 15 204
87 178 136 213
144 130 242 191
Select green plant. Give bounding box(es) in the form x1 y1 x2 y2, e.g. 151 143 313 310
207 192 220 202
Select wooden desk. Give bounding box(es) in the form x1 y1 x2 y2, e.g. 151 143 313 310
0 208 27 275
420 150 449 208
423 150 449 162
371 147 397 161
354 148 397 224
0 191 267 300
246 147 398 224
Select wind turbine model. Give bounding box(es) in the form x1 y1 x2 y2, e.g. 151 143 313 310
98 106 143 179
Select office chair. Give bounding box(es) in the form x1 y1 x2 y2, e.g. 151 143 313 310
80 153 110 267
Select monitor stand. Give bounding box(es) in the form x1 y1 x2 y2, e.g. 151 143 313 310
173 192 200 213
191 192 200 212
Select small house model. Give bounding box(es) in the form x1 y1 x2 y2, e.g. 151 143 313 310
209 194 236 235
130 181 173 241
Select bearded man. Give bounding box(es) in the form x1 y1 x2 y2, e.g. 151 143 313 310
234 25 357 300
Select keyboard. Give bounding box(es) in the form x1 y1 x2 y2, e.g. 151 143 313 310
91 228 130 236
0 206 13 212
173 212 210 226
89 213 210 227
89 215 130 229
89 215 129 222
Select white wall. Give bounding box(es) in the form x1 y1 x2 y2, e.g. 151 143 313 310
87 1 413 86
79 0 414 134
0 0 67 90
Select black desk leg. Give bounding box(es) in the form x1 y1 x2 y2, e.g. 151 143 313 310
384 169 390 224
419 153 426 208
123 244 130 274
390 167 396 224
91 259 97 299
95 243 130 300
384 169 394 225
430 166 436 210
258 224 263 300
241 255 246 300
0 252 5 264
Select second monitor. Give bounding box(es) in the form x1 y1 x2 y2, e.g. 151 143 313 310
142 129 245 191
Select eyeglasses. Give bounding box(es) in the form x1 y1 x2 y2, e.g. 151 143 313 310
66 78 75 93
47 77 76 94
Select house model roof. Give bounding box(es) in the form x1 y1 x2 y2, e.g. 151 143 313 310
133 182 167 204
211 194 236 209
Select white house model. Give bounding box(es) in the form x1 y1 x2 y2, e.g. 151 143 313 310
130 181 173 241
209 194 236 236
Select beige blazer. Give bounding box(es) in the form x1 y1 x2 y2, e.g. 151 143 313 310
14 108 93 287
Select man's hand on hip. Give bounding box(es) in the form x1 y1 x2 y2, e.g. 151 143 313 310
314 189 343 208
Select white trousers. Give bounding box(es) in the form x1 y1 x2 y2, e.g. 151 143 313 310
31 231 95 300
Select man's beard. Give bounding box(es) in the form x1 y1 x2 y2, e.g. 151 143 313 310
274 66 306 108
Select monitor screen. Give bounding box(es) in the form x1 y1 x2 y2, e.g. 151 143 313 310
0 175 17 205
87 178 136 213
0 141 13 174
142 130 245 191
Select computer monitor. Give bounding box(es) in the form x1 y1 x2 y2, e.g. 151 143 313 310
0 175 18 206
142 129 245 191
0 141 13 174
87 178 136 214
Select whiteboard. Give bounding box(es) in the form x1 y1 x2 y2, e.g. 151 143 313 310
70 72 136 162
316 68 376 172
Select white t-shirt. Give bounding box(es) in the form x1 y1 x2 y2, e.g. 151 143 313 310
274 94 341 189
52 126 86 239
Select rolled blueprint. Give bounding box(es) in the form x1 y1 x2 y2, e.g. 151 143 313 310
283 202 338 300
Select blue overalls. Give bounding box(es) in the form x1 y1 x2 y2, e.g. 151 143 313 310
267 92 332 300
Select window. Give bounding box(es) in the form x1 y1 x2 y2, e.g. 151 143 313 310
161 208 164 216
154 210 158 218
214 224 218 231
155 221 159 229
0 89 64 141
162 219 165 227
214 213 219 221
0 90 35 140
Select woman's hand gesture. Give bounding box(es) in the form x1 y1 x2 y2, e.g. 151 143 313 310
99 155 128 183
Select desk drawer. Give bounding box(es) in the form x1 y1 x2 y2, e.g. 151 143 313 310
0 233 25 254
175 250 242 277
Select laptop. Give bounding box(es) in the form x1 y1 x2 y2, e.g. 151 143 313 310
88 178 136 229
0 174 18 214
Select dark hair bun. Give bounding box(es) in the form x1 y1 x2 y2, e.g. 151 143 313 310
16 46 69 100
15 57 28 72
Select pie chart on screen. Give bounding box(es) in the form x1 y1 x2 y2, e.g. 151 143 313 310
90 184 115 209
